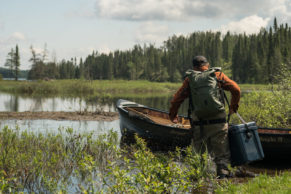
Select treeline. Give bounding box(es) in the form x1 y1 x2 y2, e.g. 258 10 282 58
25 18 291 83
0 67 28 79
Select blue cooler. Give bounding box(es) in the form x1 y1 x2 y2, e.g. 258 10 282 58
228 121 264 166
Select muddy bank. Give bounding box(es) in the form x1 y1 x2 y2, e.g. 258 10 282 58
0 111 119 121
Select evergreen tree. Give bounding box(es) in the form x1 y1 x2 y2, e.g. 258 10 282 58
14 45 20 81
5 48 15 78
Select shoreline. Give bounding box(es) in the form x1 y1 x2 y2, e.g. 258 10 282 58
0 111 119 121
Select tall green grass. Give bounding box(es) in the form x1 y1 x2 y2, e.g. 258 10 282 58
0 79 270 97
0 80 179 97
216 172 291 193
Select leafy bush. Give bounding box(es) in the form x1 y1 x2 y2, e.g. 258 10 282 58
231 91 290 128
98 136 215 193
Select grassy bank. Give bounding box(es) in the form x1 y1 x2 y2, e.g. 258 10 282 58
0 127 290 193
216 172 291 193
0 79 270 97
0 80 179 97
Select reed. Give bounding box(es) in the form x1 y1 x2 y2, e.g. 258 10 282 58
0 80 270 97
0 80 178 95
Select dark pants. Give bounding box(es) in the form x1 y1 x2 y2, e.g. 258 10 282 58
191 112 231 176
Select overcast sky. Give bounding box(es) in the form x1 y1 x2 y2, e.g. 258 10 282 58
1 0 291 70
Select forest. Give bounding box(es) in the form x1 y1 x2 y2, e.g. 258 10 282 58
4 18 291 84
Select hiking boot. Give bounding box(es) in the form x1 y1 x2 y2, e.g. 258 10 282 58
217 174 227 179
235 168 257 178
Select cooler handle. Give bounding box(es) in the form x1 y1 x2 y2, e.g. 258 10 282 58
236 112 246 124
235 112 252 139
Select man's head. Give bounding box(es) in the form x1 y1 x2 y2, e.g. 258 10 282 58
192 56 209 67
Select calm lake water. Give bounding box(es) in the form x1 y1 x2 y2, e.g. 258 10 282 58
0 119 120 136
0 92 189 115
0 91 190 133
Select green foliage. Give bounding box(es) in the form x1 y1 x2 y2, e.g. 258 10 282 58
216 172 291 193
0 126 290 193
101 136 215 193
272 63 291 91
0 126 119 193
0 127 217 193
0 79 180 97
231 91 290 128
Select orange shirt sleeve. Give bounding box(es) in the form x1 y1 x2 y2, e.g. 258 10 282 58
216 72 241 112
169 77 190 120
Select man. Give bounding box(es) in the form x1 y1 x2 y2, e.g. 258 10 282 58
169 56 240 178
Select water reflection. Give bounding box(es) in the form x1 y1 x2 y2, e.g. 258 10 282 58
0 92 190 115
4 94 19 111
0 119 120 136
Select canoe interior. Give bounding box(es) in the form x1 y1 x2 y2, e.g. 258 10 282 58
258 128 291 134
124 107 191 129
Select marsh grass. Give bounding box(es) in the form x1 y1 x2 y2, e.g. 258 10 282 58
0 80 179 97
0 80 270 98
216 171 291 193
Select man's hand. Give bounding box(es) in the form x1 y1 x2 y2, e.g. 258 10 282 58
169 113 178 123
172 116 178 123
229 108 236 115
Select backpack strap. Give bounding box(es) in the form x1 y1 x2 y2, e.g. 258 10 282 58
224 92 231 124
185 71 194 127
217 70 231 123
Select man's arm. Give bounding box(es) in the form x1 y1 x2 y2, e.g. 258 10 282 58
216 72 241 113
169 78 190 121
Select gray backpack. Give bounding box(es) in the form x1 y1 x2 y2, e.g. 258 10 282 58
186 67 225 118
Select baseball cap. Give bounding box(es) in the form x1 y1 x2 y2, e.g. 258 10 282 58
192 56 208 67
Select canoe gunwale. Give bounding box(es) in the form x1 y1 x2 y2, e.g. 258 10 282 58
116 99 190 131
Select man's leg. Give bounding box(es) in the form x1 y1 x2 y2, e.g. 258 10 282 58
192 125 206 154
209 122 231 177
192 125 217 175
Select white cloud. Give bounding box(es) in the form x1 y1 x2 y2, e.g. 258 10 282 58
11 32 26 41
95 0 291 22
0 32 27 45
135 22 169 45
219 15 270 35
95 0 211 21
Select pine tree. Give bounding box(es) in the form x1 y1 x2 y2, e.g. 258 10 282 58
14 45 20 81
5 48 15 78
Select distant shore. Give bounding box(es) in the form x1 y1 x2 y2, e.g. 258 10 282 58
0 111 119 121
